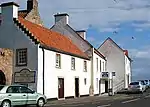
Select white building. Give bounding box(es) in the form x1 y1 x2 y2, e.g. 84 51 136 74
51 13 107 96
98 37 132 93
0 2 91 99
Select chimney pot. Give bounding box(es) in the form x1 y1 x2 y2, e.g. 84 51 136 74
76 30 86 40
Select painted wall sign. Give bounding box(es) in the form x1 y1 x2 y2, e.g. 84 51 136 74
14 68 36 83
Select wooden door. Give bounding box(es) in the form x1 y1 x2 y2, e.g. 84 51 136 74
105 81 108 93
58 78 64 98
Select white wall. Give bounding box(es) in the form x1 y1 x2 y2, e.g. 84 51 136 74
37 48 91 99
93 52 106 95
125 55 131 88
98 40 126 92
100 80 105 93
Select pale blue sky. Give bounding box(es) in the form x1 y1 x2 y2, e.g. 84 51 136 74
1 0 150 81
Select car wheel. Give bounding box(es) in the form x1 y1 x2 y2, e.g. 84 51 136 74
1 100 11 107
37 98 45 107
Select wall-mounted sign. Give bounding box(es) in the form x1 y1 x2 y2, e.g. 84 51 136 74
14 68 36 83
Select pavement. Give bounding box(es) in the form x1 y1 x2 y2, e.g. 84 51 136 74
43 88 150 107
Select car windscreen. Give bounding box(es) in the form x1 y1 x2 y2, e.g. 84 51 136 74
0 85 4 91
130 82 139 85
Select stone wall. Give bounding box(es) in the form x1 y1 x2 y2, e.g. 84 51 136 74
0 48 13 85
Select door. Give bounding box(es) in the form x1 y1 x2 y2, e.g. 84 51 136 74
20 86 37 105
99 79 101 94
6 86 27 105
105 81 108 93
75 78 79 97
0 70 6 85
58 78 64 98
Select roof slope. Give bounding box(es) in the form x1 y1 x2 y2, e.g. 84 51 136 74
14 17 89 59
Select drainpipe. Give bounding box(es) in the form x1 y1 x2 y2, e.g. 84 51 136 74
90 47 94 96
42 47 45 95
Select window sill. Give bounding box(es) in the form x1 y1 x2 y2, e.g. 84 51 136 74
16 63 27 67
56 66 61 69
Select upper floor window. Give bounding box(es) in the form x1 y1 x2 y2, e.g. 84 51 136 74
103 62 105 71
100 60 101 72
84 78 87 85
96 58 98 71
56 54 61 68
16 48 27 66
71 57 75 70
84 60 87 72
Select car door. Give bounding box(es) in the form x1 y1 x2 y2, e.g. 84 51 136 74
20 86 37 105
6 86 27 106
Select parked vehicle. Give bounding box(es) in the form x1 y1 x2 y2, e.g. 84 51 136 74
0 85 47 107
128 81 146 93
139 80 148 90
144 80 150 88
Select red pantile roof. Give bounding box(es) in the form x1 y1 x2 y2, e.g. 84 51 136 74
18 11 28 18
16 17 88 59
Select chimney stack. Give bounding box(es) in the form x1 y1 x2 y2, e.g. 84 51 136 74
76 30 86 40
27 0 38 12
0 2 19 23
54 13 69 25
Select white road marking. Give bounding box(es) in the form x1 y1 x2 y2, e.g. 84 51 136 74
97 104 111 107
122 98 140 104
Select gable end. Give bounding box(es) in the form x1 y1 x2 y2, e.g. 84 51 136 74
13 18 40 45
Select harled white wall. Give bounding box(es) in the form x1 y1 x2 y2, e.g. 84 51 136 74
37 48 91 99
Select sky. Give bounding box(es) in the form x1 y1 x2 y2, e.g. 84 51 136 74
1 0 150 81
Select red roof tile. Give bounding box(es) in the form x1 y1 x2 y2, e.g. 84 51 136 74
18 11 28 18
17 17 88 59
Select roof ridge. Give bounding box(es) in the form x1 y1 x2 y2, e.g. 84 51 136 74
14 17 89 59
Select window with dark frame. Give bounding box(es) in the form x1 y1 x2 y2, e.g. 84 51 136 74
84 78 87 85
103 62 104 71
16 48 27 66
96 58 98 71
84 60 87 72
71 57 75 70
100 60 101 72
56 54 61 68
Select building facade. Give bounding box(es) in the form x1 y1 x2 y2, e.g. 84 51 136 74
51 13 107 96
0 2 91 99
98 38 132 93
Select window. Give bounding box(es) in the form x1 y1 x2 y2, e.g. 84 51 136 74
16 48 27 66
103 62 104 71
71 57 75 70
56 54 61 68
96 78 99 90
96 58 98 71
84 78 87 85
6 86 20 93
84 60 87 72
20 86 33 93
100 60 101 72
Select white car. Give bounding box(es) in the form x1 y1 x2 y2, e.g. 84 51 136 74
128 81 146 93
0 85 47 107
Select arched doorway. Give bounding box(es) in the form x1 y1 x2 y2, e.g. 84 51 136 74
0 70 6 85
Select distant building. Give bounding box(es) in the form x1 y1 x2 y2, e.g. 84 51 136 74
98 37 132 93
